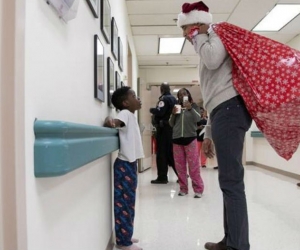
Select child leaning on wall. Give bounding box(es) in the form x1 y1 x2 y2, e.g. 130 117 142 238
104 86 144 250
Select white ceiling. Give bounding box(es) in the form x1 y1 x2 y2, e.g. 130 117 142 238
125 0 300 69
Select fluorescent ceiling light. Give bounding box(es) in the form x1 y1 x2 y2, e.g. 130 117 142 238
253 4 300 32
173 88 180 93
159 37 185 54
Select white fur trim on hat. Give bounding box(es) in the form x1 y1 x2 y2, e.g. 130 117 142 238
177 9 212 27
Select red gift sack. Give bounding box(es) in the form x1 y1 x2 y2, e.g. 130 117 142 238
213 22 300 160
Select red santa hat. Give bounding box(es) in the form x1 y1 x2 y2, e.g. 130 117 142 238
177 1 212 27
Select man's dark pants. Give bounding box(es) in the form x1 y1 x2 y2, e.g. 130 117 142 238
211 96 252 250
155 125 177 180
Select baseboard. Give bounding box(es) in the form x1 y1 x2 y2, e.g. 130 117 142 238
139 166 151 173
246 161 300 180
138 155 152 173
105 231 115 250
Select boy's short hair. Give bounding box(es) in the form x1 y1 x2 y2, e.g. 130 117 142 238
111 86 131 110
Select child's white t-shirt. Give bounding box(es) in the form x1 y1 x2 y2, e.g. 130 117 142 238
116 109 144 162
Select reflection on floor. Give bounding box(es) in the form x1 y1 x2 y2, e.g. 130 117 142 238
127 162 300 250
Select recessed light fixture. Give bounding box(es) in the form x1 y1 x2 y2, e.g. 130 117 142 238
159 37 185 54
253 4 300 32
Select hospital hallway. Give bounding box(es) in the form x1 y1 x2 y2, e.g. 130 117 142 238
124 163 300 250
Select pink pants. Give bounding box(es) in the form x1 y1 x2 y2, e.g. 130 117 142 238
173 139 204 194
197 141 207 166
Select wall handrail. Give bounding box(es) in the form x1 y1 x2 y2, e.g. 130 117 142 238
34 120 119 177
250 131 264 138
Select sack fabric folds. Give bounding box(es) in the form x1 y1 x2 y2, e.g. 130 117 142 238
213 22 300 160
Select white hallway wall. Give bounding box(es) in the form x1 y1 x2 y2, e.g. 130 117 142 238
139 67 201 107
20 0 138 250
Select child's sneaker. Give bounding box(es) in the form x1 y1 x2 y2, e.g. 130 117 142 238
178 191 187 196
116 243 142 250
194 193 202 198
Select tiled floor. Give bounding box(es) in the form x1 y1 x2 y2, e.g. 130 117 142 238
130 162 300 250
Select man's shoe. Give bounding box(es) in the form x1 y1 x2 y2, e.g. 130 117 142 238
204 241 227 250
151 179 168 184
213 166 219 170
202 165 207 168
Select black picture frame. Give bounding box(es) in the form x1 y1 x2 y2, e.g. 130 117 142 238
86 0 99 18
115 71 121 89
107 57 115 108
100 0 111 43
111 17 118 60
118 37 123 72
94 35 105 102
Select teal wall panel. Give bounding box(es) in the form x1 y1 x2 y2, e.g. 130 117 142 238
34 120 119 177
250 131 264 138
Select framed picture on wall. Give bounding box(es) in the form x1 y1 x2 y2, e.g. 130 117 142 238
94 35 105 102
115 71 121 89
111 17 118 60
100 0 111 43
107 57 115 108
86 0 99 18
118 37 123 72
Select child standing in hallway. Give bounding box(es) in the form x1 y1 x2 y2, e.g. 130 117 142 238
104 86 144 250
169 88 204 198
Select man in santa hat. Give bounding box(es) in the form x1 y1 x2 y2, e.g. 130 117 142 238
177 2 252 250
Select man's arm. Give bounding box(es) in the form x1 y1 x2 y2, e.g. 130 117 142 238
192 25 228 70
149 99 169 118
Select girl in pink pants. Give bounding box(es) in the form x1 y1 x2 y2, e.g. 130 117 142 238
169 88 205 198
173 140 204 197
